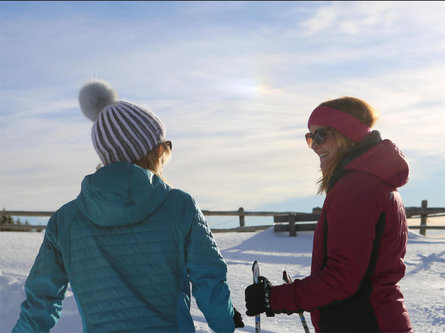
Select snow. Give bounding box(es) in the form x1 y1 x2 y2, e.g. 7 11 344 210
1 229 444 332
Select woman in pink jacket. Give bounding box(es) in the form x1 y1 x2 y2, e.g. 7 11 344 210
245 97 413 332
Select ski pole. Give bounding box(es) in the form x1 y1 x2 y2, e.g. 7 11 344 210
283 270 310 333
252 261 261 333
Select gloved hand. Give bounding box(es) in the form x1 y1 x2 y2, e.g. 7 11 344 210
244 276 275 317
233 308 245 328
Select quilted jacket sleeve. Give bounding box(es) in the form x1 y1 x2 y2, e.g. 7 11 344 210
13 216 69 333
186 200 235 333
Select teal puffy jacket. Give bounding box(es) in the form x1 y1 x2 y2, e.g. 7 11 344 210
13 162 235 332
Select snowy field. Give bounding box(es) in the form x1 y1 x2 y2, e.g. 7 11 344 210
1 228 444 332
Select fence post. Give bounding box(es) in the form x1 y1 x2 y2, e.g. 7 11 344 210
289 213 296 237
420 200 428 236
238 207 245 228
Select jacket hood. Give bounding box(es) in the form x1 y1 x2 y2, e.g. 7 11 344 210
344 131 409 188
76 162 171 227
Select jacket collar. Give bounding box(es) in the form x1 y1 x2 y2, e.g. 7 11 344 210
327 131 382 191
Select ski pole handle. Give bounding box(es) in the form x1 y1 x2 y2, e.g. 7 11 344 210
283 270 292 284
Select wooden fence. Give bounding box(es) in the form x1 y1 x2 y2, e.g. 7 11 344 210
1 200 444 236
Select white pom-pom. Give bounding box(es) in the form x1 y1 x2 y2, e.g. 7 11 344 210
78 79 119 121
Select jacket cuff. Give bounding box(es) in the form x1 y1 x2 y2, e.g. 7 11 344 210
270 281 302 313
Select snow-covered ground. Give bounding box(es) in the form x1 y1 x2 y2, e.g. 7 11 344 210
1 228 444 332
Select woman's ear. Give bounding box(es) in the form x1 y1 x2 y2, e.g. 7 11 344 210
156 144 165 158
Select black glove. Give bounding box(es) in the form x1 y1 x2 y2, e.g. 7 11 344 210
233 307 245 328
245 276 275 317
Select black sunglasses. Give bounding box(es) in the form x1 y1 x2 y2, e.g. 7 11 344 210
305 128 331 148
164 141 172 151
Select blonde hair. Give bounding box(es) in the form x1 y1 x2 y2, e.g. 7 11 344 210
316 97 379 194
134 141 172 184
317 130 353 194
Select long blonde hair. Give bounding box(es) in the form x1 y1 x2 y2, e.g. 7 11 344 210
316 97 378 194
317 130 353 194
134 141 172 184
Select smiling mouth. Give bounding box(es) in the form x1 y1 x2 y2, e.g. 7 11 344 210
318 153 328 158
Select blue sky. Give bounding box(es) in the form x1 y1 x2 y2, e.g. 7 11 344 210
1 1 444 213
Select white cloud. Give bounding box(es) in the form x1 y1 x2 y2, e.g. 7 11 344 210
298 1 445 37
299 5 337 35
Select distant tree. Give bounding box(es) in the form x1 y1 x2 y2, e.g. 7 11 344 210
1 209 29 231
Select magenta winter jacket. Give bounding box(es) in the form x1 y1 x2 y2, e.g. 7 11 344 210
271 132 413 332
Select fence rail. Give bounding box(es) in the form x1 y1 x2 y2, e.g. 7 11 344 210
2 200 444 236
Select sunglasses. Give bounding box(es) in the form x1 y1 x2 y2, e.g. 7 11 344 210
164 141 172 151
305 128 331 148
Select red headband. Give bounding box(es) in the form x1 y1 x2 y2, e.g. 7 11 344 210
307 105 371 142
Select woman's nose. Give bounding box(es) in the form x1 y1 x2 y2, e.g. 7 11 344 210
310 140 319 150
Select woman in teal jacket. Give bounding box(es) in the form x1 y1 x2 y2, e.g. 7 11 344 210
13 80 243 332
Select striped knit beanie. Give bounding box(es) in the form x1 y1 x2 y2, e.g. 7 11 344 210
78 79 166 165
